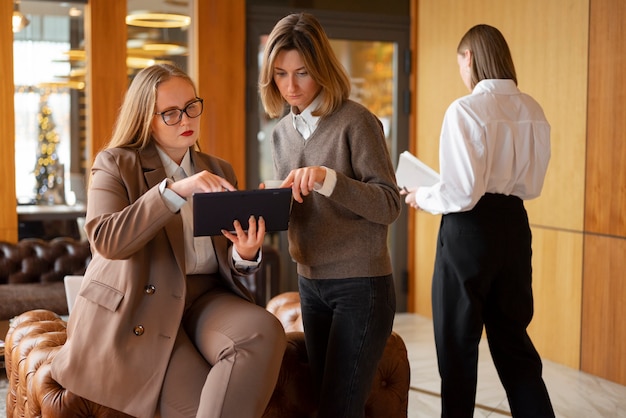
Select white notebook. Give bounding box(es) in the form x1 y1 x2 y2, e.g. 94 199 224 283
395 151 440 190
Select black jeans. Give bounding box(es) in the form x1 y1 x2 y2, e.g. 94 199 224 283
433 194 554 418
298 274 396 418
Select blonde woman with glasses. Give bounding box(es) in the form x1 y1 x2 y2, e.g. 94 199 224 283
52 63 286 418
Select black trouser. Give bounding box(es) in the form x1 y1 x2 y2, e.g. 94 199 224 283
432 193 554 418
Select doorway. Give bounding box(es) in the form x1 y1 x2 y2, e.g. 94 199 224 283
246 6 411 311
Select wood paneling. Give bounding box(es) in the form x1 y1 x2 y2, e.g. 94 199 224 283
195 0 247 188
528 228 583 369
581 235 626 384
413 213 439 316
582 0 626 385
585 0 626 237
0 0 17 242
85 0 128 161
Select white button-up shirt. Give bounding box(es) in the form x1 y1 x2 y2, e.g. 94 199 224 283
416 79 550 215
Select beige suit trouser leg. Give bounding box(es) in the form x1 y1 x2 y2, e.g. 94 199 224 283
158 282 286 418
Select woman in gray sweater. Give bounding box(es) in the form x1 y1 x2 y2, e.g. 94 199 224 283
259 12 402 418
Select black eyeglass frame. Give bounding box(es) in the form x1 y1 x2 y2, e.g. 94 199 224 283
154 98 204 126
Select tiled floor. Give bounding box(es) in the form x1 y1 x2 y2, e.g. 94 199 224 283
394 313 626 417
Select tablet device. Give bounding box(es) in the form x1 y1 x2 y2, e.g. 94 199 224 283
193 188 293 236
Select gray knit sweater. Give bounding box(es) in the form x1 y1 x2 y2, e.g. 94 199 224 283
272 100 401 279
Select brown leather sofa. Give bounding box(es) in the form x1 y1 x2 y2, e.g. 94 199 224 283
5 292 410 418
0 237 279 326
0 238 91 322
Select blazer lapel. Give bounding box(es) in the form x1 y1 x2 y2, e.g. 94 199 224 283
139 142 186 273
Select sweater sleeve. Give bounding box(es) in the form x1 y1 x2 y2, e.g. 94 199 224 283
326 103 401 226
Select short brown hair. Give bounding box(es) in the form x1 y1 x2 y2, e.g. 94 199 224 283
457 24 517 89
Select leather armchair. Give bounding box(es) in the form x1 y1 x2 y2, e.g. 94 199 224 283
4 293 410 418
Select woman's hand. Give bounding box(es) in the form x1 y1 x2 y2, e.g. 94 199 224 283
400 187 421 210
283 166 326 203
222 215 266 261
168 170 236 198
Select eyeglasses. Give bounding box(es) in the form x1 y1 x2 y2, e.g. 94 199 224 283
154 98 204 126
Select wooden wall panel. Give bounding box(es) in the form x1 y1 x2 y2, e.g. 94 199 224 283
195 0 247 188
413 213 439 316
582 0 626 385
528 228 583 369
581 235 626 384
0 0 17 242
585 0 626 237
85 0 128 161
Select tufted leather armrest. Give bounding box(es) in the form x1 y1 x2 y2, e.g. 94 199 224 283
0 237 90 285
266 291 304 332
5 295 410 418
265 292 410 418
5 310 132 418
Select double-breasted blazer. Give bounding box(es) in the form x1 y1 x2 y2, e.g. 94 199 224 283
51 142 256 418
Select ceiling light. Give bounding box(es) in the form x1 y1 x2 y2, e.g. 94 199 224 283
126 11 190 29
37 81 86 91
68 7 82 17
127 40 188 57
126 57 172 70
63 49 86 61
12 1 30 33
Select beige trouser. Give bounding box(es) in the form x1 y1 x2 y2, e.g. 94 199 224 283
157 275 286 418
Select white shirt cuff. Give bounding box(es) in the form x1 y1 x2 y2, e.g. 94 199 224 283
232 247 262 271
159 178 186 212
314 166 337 196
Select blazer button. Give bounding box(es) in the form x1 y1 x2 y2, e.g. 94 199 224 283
133 325 145 336
144 284 156 295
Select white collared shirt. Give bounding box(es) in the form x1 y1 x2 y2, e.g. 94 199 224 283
415 79 551 214
157 146 218 274
156 146 260 273
290 94 337 196
291 95 321 140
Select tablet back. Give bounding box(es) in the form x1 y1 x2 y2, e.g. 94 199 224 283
193 188 292 236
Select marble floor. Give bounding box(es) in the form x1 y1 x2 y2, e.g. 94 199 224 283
394 313 626 418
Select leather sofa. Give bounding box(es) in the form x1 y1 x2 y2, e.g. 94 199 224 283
2 237 411 417
5 292 410 418
0 238 91 322
0 237 279 326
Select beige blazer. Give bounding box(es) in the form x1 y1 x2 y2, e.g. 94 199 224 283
51 142 255 418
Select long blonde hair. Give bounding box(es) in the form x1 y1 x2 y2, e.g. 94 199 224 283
259 12 351 119
106 64 198 150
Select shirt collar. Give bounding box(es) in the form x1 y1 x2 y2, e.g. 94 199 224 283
291 93 322 134
472 79 519 95
156 145 193 178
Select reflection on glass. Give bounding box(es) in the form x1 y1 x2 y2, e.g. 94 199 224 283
256 37 396 183
126 2 192 78
13 1 85 205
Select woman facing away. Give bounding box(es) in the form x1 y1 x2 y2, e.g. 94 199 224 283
258 12 402 418
51 63 286 418
403 24 555 417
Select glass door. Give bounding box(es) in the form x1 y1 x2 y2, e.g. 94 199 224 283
246 6 411 311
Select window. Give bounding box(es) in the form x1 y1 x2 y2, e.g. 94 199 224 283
13 1 86 205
